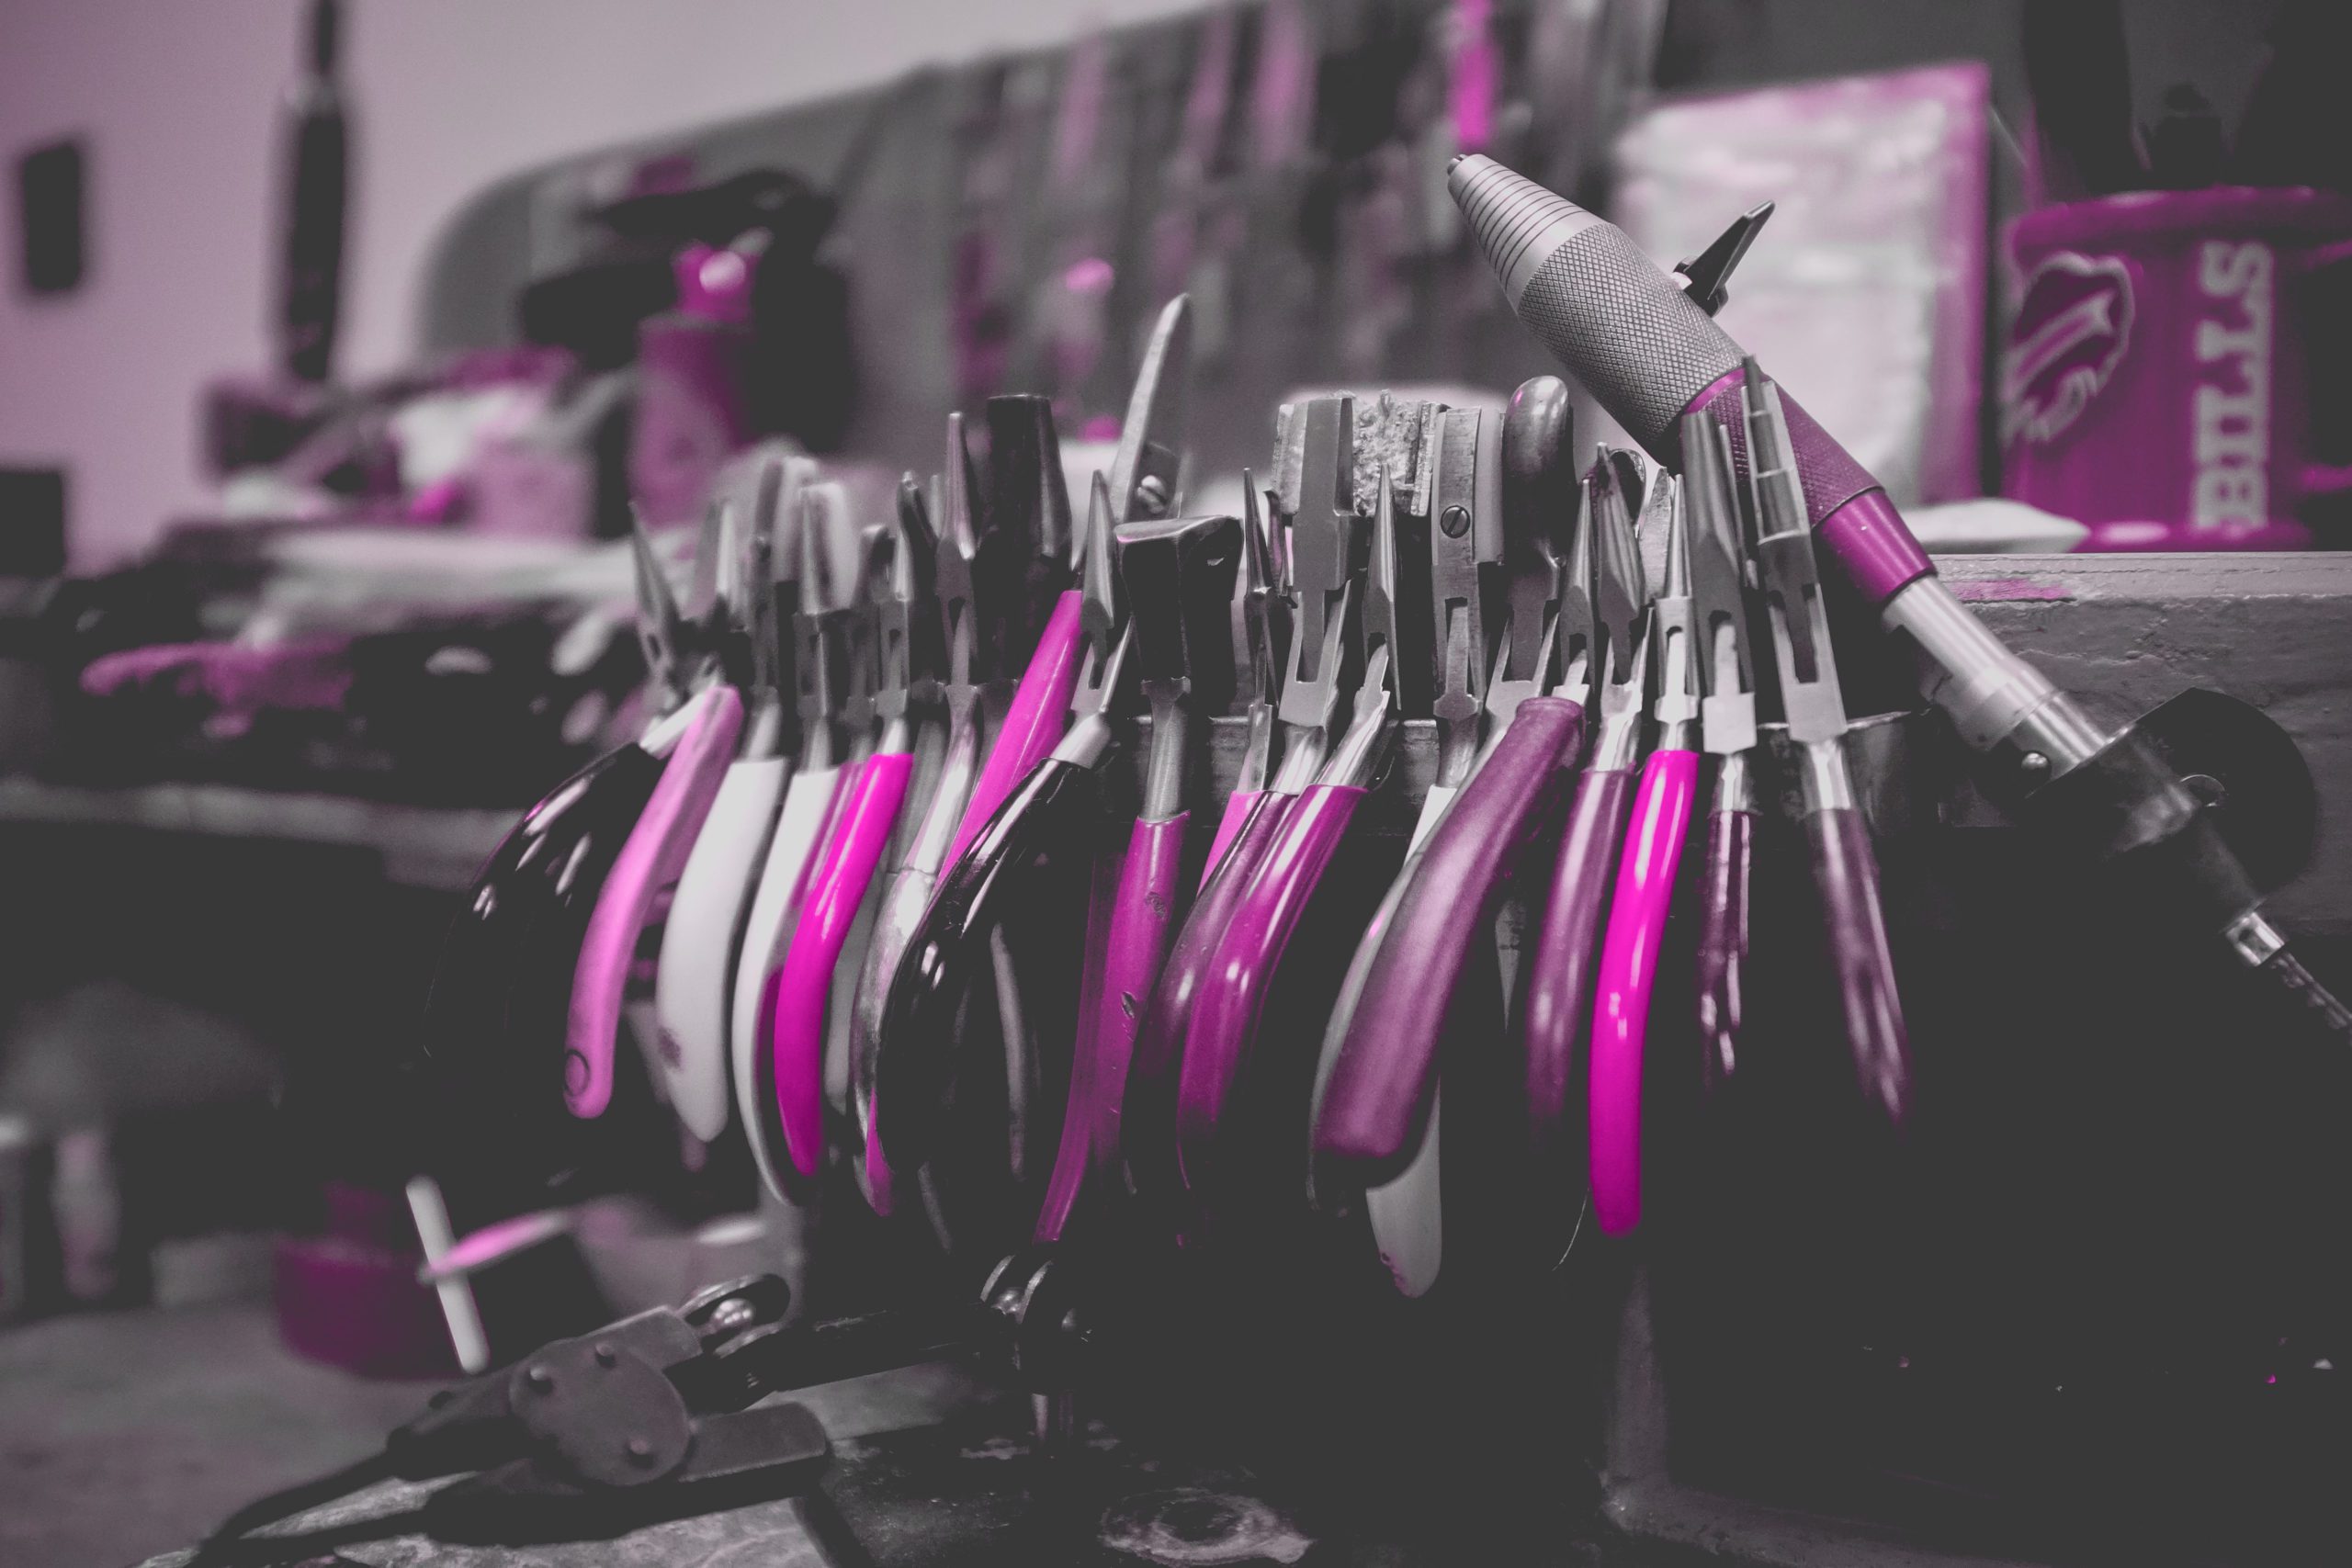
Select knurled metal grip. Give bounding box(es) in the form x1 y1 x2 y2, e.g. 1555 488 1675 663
1453 155 1742 452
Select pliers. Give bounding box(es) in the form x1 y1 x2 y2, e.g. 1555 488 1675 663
1739 358 1910 1127
1310 378 1586 1297
861 299 1191 1213
564 505 747 1122
733 484 861 1201
1033 502 1240 1244
1122 395 1357 1221
653 457 808 1143
419 508 734 1208
1589 468 1700 1236
1173 461 1398 1209
766 479 939 1184
850 414 994 1215
1684 408 1759 1096
1519 451 1650 1243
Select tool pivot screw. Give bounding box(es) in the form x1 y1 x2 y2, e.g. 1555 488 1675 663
1440 504 1471 539
626 1436 655 1465
2019 750 2049 778
526 1365 556 1393
1136 475 1170 515
593 1342 618 1367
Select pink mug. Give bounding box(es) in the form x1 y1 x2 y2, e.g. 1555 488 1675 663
2001 186 2352 548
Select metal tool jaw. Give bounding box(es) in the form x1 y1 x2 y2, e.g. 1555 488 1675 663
1680 411 1758 756
1358 463 1406 723
869 477 941 744
792 485 856 768
934 411 992 704
1270 395 1361 791
1227 476 1283 794
983 393 1077 668
1740 360 1849 746
629 510 693 713
1553 476 1598 708
1117 511 1241 818
1049 474 1135 769
1648 475 1700 750
737 459 791 704
1672 199 1775 318
1424 408 1489 787
1485 374 1577 736
1587 450 1652 771
1107 295 1192 525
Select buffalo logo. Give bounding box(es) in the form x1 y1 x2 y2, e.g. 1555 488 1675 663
2003 252 2134 447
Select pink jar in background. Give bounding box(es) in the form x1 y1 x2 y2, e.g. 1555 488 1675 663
2000 186 2352 549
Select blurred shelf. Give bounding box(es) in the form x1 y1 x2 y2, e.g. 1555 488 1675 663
0 775 510 890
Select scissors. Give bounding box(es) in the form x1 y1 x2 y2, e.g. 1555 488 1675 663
1310 378 1585 1296
1517 451 1650 1250
766 479 940 1183
1588 468 1698 1236
652 457 807 1142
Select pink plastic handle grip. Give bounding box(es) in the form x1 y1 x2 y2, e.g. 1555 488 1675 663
1176 784 1365 1190
1522 765 1635 1145
1588 747 1699 1235
1091 816 1190 1159
1317 699 1581 1175
770 750 915 1177
1200 789 1262 890
1694 806 1756 1097
565 683 743 1118
944 590 1086 869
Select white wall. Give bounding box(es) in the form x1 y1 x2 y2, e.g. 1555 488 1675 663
0 0 1201 568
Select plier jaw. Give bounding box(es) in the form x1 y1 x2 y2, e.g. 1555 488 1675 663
1740 359 1849 742
1117 508 1242 818
1068 472 1128 727
871 477 941 734
790 486 853 764
981 393 1077 674
1646 475 1700 743
1107 296 1193 525
1269 395 1360 788
1588 450 1650 716
1679 409 1758 756
1423 408 1488 785
629 510 692 713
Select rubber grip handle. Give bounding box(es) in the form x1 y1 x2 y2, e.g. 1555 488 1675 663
732 764 845 1201
1694 806 1755 1098
653 753 789 1141
1176 784 1366 1190
771 750 915 1178
851 864 935 1216
1806 805 1911 1129
1589 747 1700 1235
870 758 1094 1169
566 683 743 1119
945 590 1086 869
1200 788 1261 890
1317 700 1582 1177
1090 815 1190 1167
1122 792 1293 1210
1521 765 1635 1145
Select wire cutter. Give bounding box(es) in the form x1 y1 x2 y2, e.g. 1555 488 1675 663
1741 358 1911 1127
1122 395 1352 1220
733 484 861 1200
1310 378 1585 1296
1683 409 1760 1096
1589 469 1699 1236
1519 451 1649 1239
767 479 939 1183
564 507 747 1122
652 457 808 1143
1174 465 1399 1208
